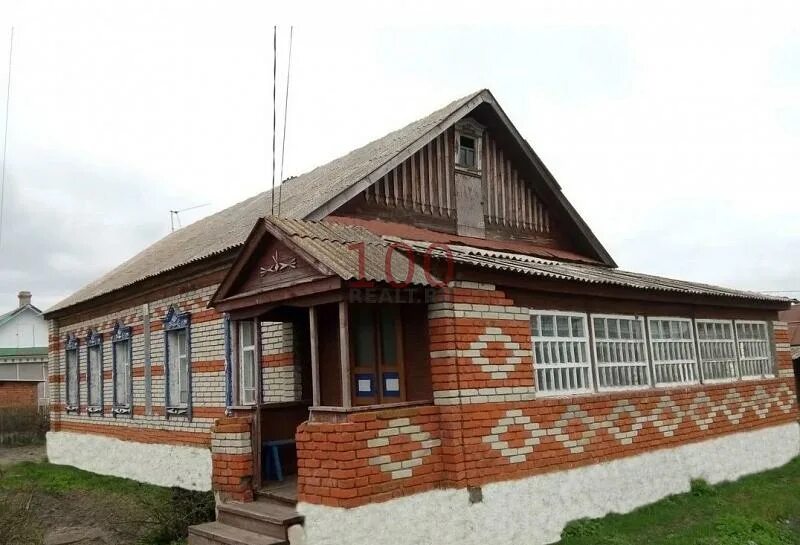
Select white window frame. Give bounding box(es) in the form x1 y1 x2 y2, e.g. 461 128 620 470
238 320 258 405
647 317 699 386
734 320 774 379
590 313 651 391
695 319 739 383
529 310 593 396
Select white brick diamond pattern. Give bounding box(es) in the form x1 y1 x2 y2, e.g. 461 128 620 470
482 409 544 463
467 326 527 379
367 419 441 480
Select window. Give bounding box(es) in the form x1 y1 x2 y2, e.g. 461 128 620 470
65 334 79 411
530 311 592 394
111 322 132 415
735 321 773 378
351 305 404 405
591 315 650 390
457 135 476 168
238 320 257 405
696 320 739 382
86 330 103 413
164 306 191 416
648 318 699 385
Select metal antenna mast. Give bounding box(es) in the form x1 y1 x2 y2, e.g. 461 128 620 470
169 203 210 232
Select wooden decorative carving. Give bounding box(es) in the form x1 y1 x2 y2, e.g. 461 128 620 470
259 250 298 276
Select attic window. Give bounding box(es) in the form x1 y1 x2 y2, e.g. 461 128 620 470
457 135 476 168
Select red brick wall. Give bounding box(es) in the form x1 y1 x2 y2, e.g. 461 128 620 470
0 381 39 408
295 282 799 509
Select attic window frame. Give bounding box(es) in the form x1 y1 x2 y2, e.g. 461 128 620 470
454 118 483 172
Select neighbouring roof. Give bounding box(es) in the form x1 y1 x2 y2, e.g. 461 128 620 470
792 346 800 361
225 217 788 306
48 89 619 316
0 347 48 358
0 304 43 328
778 305 800 345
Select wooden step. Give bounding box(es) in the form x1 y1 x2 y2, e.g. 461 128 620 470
188 521 286 545
217 498 303 540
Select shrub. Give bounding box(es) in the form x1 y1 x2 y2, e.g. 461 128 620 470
137 487 215 545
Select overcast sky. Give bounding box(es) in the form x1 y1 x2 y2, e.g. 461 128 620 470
0 1 799 311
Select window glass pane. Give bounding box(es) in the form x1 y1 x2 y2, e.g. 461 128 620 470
168 329 189 406
240 321 255 347
380 308 398 367
114 341 130 405
531 312 591 395
88 346 101 405
67 350 78 404
353 307 376 367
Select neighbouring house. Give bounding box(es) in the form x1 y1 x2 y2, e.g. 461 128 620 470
44 90 798 545
0 291 48 410
778 304 800 390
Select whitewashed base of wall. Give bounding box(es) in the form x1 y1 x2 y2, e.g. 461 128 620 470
46 431 212 491
298 422 800 545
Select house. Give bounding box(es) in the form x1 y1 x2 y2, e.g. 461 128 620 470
778 304 800 387
0 291 48 409
44 90 798 545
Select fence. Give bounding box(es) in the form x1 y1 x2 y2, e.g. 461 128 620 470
0 406 49 446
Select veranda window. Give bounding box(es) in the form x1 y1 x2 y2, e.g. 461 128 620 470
164 306 191 416
351 305 404 405
86 331 103 413
238 320 258 405
65 334 79 411
112 322 132 415
530 311 592 394
735 321 773 378
696 320 739 381
648 318 699 385
591 315 650 390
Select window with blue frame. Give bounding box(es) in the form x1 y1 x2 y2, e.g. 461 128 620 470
65 334 79 412
111 321 133 415
164 306 191 417
86 330 103 414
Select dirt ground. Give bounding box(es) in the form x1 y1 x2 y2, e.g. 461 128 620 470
0 446 154 545
0 443 46 467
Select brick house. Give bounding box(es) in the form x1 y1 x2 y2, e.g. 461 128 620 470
44 90 799 545
0 291 48 409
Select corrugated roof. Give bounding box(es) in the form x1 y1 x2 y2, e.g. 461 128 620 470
395 239 789 304
268 217 436 286
0 347 48 357
47 91 482 315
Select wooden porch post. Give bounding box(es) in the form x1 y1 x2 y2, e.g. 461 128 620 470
338 301 352 408
309 306 321 407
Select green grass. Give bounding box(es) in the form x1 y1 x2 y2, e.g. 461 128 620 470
0 461 169 499
0 461 213 545
559 457 800 545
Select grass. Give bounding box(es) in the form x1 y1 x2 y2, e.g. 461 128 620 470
0 461 213 545
559 457 800 545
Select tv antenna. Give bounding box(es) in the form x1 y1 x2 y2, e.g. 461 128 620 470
169 203 210 232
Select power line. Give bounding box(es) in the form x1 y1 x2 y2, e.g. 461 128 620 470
277 26 293 217
270 25 277 216
0 27 14 251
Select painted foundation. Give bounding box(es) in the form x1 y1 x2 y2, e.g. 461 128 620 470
46 431 212 491
299 422 800 545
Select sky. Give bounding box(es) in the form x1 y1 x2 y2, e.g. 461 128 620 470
0 0 799 311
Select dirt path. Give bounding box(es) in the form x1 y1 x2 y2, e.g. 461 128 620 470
0 444 46 467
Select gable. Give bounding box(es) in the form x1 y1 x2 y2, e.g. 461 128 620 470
337 119 587 257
